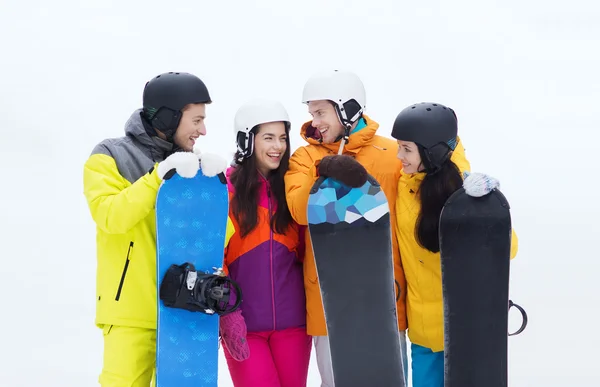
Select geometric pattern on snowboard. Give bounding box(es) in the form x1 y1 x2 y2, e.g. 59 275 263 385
307 176 389 225
439 187 512 387
307 175 405 387
155 170 228 387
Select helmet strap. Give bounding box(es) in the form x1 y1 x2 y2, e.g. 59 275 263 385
336 123 353 155
333 99 363 155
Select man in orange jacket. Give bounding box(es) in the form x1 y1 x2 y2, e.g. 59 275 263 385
284 69 408 386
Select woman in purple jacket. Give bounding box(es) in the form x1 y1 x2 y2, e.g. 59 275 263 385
220 99 311 387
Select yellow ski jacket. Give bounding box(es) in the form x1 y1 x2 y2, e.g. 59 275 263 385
83 109 233 330
394 139 519 352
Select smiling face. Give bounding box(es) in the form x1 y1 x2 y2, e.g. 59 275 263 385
307 100 345 144
172 103 207 151
396 140 424 174
253 121 288 177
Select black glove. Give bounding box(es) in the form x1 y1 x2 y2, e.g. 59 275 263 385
318 155 368 188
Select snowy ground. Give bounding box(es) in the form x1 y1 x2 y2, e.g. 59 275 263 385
1 0 599 386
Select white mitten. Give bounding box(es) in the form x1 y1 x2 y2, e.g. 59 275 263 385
157 152 200 180
193 144 229 177
463 171 500 197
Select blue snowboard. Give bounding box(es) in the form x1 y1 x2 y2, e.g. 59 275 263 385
307 175 405 387
155 169 229 387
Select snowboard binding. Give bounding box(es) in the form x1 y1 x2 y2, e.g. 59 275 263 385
159 262 242 316
508 299 528 336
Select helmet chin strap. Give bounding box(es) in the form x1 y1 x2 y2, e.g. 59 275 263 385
334 102 361 155
337 123 352 155
337 140 345 155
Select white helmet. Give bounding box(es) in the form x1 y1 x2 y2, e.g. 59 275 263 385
301 69 366 127
233 99 291 163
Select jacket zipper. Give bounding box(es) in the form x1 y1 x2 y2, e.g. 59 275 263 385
267 187 276 331
115 241 134 301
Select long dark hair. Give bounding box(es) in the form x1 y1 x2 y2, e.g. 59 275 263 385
415 152 463 253
230 124 293 238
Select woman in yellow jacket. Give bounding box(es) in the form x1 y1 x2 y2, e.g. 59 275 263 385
390 102 518 387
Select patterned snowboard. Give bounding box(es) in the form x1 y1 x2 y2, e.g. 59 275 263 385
307 175 405 387
155 170 229 387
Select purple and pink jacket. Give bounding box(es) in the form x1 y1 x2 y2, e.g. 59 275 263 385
223 167 306 333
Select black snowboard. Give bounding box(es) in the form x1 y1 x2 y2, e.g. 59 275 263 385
307 175 405 387
439 187 514 387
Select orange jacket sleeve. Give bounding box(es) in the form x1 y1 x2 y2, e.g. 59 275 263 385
284 147 319 226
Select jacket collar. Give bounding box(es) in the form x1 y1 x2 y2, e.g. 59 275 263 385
124 109 174 161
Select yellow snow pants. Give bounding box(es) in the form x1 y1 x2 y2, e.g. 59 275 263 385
99 325 156 387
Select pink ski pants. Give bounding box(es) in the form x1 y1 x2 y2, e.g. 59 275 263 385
223 326 312 387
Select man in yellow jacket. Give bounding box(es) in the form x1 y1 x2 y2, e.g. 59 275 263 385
284 69 408 387
83 72 231 387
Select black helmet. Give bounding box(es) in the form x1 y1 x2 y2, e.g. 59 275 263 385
391 102 458 173
142 72 212 139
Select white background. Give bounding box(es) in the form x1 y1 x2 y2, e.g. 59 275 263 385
1 0 598 386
